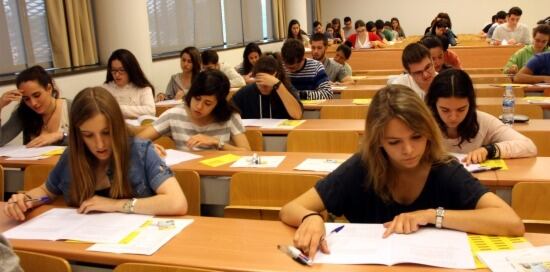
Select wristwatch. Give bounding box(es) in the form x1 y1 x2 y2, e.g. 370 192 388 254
435 207 445 229
272 80 282 91
122 198 137 213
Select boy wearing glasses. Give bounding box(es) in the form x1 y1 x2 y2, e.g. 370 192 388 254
387 43 436 99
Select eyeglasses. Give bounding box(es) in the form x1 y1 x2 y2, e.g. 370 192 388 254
110 68 126 75
410 62 434 78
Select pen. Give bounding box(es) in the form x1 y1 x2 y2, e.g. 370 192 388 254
8 196 50 204
329 225 345 235
471 166 501 173
277 244 312 266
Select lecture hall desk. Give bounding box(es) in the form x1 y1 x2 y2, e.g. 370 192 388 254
355 73 511 85
3 203 550 272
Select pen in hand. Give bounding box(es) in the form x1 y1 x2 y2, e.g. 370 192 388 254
277 244 312 266
8 196 50 204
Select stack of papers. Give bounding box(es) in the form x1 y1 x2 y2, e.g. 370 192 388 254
294 158 346 172
230 155 285 168
88 218 193 255
163 149 202 166
352 99 371 105
469 234 532 268
524 96 550 104
3 208 151 243
477 245 550 272
452 153 508 173
314 223 476 269
200 154 241 167
300 99 326 105
0 145 66 160
331 85 347 91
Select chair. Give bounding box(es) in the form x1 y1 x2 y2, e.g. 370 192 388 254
224 172 322 220
320 106 368 119
114 262 221 272
172 170 201 216
244 130 264 151
509 130 549 156
477 104 543 119
154 136 176 149
287 130 361 153
512 182 550 233
341 89 377 99
23 165 54 191
15 250 71 272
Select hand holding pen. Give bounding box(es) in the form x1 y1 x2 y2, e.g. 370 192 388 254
292 214 329 260
3 193 50 221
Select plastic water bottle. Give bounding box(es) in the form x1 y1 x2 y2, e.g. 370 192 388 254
502 86 515 126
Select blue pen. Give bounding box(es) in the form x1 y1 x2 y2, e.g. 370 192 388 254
24 196 50 203
329 225 345 235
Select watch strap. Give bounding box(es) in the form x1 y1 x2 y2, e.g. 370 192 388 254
435 207 445 228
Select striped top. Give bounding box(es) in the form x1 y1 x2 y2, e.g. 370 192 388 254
152 105 245 151
287 58 333 100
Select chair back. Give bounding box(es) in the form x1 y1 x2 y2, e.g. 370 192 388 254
320 106 368 119
512 182 550 233
154 136 176 149
225 172 322 220
244 130 264 151
341 90 377 99
24 165 54 191
114 262 221 272
173 170 201 216
0 165 3 201
15 250 71 272
287 130 360 153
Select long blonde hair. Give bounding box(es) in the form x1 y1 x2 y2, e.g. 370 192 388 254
68 87 133 206
361 85 450 202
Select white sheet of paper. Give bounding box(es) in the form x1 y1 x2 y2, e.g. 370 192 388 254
294 158 347 172
125 119 140 127
477 245 550 272
230 155 285 168
241 119 286 128
155 99 182 106
331 85 348 91
163 149 202 166
451 153 486 172
0 145 65 158
314 223 475 269
87 218 193 255
3 208 152 243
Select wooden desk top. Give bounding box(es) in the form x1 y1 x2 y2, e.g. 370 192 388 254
246 119 550 136
171 151 353 177
303 98 532 110
3 204 549 272
496 157 550 187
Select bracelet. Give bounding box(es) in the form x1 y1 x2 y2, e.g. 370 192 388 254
272 80 282 91
435 207 445 229
301 212 322 223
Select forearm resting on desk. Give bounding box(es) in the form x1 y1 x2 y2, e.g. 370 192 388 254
3 185 56 221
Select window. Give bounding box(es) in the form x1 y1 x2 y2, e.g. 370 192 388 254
147 0 274 57
0 0 52 75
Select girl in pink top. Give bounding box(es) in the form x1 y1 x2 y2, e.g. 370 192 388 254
425 69 537 164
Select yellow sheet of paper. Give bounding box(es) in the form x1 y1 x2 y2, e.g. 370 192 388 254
480 159 508 170
468 235 530 268
200 154 241 167
352 99 371 105
278 120 305 128
42 148 66 156
300 100 326 105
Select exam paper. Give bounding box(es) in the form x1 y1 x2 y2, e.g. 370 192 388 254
4 208 151 243
155 99 183 106
230 156 285 168
163 149 202 166
314 223 476 269
294 158 347 172
87 218 193 255
0 145 66 158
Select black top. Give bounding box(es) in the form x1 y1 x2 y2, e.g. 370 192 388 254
232 83 303 119
315 153 489 223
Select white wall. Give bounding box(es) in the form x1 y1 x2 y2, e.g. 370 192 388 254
320 0 548 36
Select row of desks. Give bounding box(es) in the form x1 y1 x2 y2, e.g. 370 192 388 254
2 150 549 200
3 203 550 271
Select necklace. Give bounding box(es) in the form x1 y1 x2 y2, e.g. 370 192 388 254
42 98 58 130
